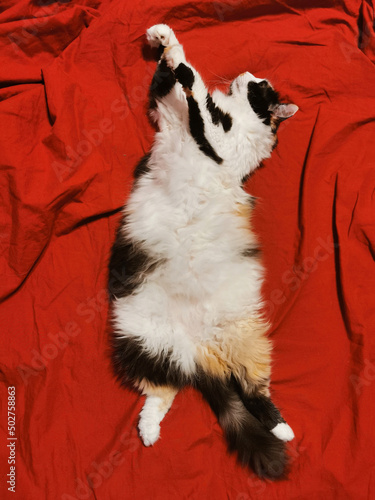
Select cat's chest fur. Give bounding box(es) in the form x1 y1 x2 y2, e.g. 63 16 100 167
124 135 262 319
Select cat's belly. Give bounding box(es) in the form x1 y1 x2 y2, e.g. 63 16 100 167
156 252 263 318
114 255 263 337
118 178 264 364
112 254 264 377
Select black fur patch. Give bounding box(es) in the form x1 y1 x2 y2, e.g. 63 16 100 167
206 94 232 132
271 117 281 134
247 80 280 126
195 372 232 415
108 222 163 300
187 95 223 164
112 335 189 388
174 63 195 90
249 196 257 209
149 58 176 108
241 173 251 184
241 394 285 430
133 153 151 180
242 247 261 258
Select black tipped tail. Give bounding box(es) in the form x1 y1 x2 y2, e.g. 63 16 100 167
225 409 287 479
197 375 287 479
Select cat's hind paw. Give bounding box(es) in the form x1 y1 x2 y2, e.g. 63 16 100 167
138 417 161 446
146 24 178 48
270 422 295 442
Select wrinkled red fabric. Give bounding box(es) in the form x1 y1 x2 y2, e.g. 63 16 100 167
1 1 374 498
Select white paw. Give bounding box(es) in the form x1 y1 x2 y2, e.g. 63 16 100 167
138 418 161 446
146 24 177 48
270 422 295 442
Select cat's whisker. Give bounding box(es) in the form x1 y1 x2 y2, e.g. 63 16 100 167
207 71 233 90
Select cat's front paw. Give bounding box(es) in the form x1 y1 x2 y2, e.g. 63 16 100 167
146 24 178 48
138 417 161 446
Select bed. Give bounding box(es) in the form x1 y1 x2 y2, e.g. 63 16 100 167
1 0 374 498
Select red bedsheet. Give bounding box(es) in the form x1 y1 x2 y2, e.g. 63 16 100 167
1 1 374 498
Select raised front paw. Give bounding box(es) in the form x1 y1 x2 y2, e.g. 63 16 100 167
147 24 185 69
146 24 178 48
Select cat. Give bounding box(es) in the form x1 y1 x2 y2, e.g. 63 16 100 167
108 24 298 479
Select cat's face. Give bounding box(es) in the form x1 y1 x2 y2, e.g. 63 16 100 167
229 72 298 133
209 71 298 179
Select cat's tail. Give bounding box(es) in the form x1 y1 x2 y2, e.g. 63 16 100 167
196 375 287 479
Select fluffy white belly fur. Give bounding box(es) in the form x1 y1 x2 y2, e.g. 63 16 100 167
114 146 264 374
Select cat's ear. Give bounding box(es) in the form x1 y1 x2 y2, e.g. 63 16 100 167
271 103 298 120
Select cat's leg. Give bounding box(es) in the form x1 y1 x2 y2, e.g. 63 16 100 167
163 37 224 164
147 25 207 104
112 284 195 447
197 318 294 442
137 382 178 446
147 25 223 163
148 56 178 111
146 25 187 127
229 324 295 443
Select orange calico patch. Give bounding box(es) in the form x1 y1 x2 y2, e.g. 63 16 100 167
135 380 177 412
234 202 252 220
196 344 231 379
182 87 194 98
196 316 272 392
233 201 255 234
